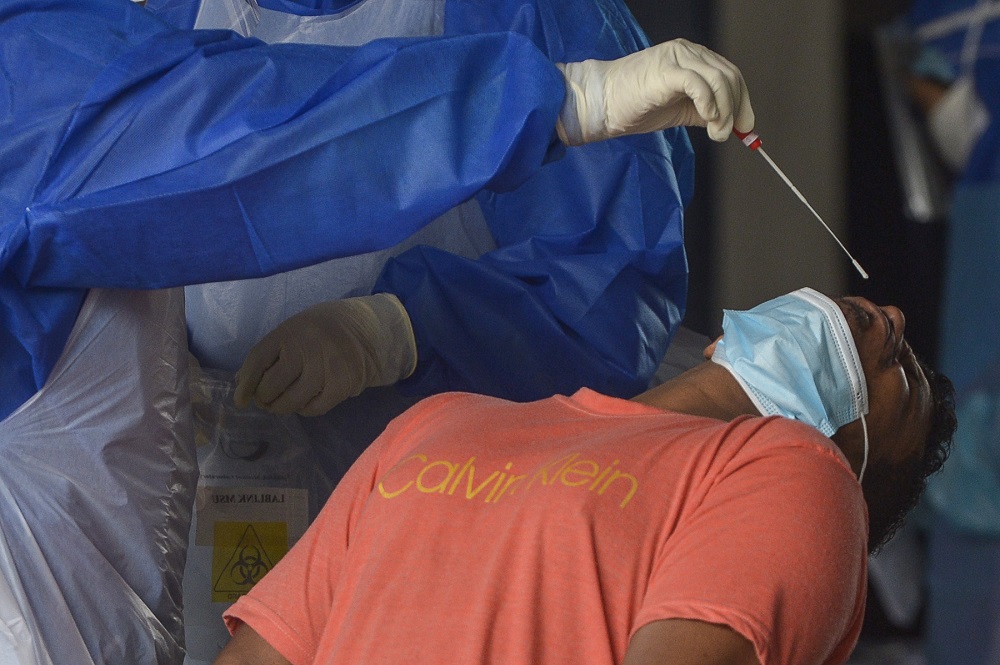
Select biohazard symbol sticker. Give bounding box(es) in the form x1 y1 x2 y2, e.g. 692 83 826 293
212 521 288 603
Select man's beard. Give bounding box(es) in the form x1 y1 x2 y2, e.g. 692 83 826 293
861 453 928 555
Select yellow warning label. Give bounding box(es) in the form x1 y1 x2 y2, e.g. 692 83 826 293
212 521 288 603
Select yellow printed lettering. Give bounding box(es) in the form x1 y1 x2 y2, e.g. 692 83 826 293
416 460 458 494
598 470 639 508
377 454 426 499
484 463 513 502
492 474 526 503
448 457 476 495
589 460 619 490
380 452 638 509
527 453 579 489
559 459 600 487
465 467 500 500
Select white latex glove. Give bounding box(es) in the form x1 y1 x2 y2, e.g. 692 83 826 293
234 293 416 416
555 38 754 146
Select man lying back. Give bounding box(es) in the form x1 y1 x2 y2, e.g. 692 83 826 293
212 287 956 665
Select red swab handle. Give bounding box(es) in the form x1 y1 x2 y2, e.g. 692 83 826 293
732 128 762 151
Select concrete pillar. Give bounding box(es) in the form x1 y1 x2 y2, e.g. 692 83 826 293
709 0 848 321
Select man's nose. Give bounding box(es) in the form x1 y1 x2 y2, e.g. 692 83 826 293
881 305 906 337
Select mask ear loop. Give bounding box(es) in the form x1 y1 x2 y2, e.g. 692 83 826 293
858 414 870 484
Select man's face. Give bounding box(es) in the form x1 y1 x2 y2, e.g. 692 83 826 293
834 296 934 550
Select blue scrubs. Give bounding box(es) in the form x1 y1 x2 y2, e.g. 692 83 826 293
0 0 694 420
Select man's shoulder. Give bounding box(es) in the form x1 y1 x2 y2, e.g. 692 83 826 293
724 414 859 484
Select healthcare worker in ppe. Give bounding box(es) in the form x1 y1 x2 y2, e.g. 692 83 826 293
156 0 755 431
0 1 753 663
2 0 756 423
149 4 749 659
907 0 1000 663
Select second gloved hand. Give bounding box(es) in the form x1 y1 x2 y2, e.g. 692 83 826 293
556 38 754 146
234 293 416 416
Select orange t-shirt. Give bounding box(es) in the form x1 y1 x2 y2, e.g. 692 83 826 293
224 389 868 665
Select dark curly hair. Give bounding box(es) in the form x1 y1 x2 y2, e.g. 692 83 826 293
864 357 957 554
919 359 958 478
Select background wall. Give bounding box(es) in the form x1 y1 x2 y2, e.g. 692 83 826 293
712 0 848 317
626 0 852 335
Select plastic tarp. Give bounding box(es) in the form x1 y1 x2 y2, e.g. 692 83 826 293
0 287 196 664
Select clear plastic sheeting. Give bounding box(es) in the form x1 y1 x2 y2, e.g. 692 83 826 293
182 369 335 664
0 527 52 665
0 288 196 664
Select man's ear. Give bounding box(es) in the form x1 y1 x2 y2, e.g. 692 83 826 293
703 335 723 360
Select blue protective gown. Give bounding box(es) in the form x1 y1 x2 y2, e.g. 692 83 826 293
0 0 694 421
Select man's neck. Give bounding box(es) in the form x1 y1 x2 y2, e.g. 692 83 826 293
636 362 867 479
631 361 761 422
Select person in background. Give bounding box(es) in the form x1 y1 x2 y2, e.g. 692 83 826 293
212 288 956 665
907 1 1000 662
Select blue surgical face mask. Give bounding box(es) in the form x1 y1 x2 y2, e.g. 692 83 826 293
711 287 870 482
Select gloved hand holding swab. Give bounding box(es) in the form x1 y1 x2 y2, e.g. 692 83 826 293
733 128 869 280
556 38 755 146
